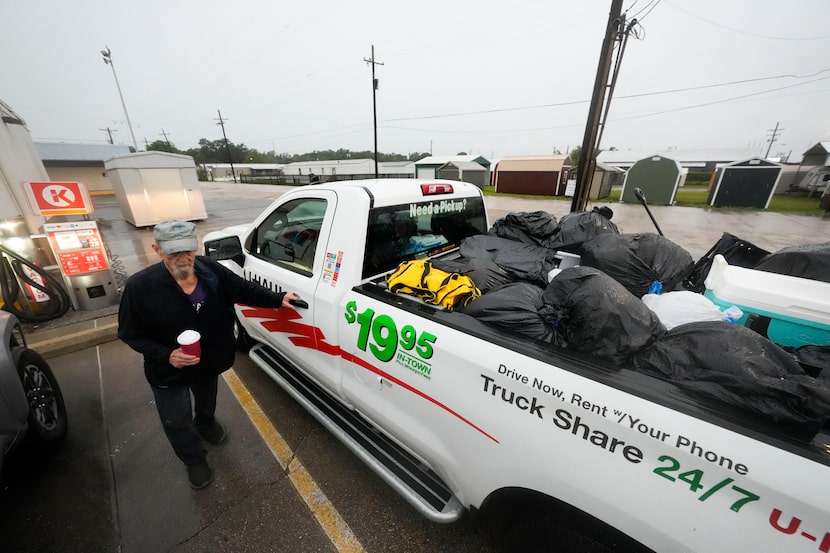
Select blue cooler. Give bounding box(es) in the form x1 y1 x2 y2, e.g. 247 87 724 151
703 254 830 348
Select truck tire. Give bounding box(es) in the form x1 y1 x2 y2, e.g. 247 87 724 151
504 515 616 553
14 348 68 454
233 316 253 352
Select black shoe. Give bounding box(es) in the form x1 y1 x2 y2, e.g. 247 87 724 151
187 461 212 490
197 420 227 445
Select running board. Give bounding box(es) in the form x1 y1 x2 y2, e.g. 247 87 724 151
248 343 465 523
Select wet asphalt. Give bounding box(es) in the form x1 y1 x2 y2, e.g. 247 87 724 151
1 182 829 553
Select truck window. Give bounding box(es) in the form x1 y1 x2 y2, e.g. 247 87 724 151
253 198 327 275
364 195 487 277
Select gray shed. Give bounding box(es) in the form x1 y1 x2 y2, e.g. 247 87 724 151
414 155 490 179
436 160 487 188
707 158 782 209
620 155 684 205
589 161 625 200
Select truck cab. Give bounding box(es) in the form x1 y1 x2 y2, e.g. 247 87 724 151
205 179 487 396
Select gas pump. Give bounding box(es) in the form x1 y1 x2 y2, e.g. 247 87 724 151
0 237 70 323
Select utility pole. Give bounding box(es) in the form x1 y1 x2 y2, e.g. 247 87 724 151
364 45 384 179
100 127 115 144
765 122 783 159
216 110 237 183
160 128 172 151
571 0 624 213
101 47 139 152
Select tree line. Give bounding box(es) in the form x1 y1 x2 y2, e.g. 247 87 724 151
145 138 432 166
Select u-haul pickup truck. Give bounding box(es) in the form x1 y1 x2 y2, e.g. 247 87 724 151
204 179 830 552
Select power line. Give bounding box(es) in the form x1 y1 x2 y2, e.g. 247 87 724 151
664 1 830 40
379 69 830 123
611 75 830 122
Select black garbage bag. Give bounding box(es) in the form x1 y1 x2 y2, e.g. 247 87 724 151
580 233 695 297
488 211 558 245
431 257 515 293
781 344 830 376
461 281 555 342
632 321 830 433
753 242 830 284
460 234 558 286
540 206 619 253
542 266 666 363
684 232 770 293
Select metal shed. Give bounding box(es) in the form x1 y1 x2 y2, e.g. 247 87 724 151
707 157 782 209
436 160 487 188
414 155 491 180
620 154 684 205
589 161 625 200
493 155 572 195
104 151 207 227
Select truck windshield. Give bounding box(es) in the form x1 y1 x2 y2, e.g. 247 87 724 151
364 195 488 278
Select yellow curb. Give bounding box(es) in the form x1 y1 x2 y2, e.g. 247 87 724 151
223 369 365 553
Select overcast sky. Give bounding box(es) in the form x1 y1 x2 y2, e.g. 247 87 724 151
2 0 828 161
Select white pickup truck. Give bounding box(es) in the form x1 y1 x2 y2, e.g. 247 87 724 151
204 178 830 552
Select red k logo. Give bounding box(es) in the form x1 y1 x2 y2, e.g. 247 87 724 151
42 184 76 207
24 181 92 215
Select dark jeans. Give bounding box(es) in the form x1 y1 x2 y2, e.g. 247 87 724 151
151 375 218 466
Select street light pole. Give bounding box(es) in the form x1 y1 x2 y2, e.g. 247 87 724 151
101 47 138 151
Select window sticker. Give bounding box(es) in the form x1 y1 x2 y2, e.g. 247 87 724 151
323 250 344 286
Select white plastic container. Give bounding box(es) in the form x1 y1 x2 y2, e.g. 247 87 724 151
703 254 830 348
554 251 581 269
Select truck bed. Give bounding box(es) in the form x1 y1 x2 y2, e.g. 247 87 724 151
356 278 830 466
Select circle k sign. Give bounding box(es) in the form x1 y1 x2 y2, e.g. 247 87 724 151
23 181 94 216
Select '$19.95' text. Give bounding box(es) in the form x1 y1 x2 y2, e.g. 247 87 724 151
344 301 436 363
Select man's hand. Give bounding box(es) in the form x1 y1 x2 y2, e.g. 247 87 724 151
282 291 302 308
170 348 201 369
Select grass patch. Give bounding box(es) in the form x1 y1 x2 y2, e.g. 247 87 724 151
484 185 827 217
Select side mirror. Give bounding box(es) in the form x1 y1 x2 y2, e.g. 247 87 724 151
205 236 245 266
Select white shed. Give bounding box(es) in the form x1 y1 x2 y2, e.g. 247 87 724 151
104 152 207 227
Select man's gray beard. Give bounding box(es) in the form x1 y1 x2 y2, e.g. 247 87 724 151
173 266 194 280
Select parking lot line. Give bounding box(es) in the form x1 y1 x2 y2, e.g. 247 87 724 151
223 369 366 553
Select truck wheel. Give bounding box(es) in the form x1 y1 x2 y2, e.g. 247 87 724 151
504 513 617 553
15 348 68 454
233 317 252 352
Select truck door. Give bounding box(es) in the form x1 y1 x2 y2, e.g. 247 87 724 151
237 190 336 381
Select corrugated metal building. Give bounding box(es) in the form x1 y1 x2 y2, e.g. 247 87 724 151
35 142 132 194
281 159 414 183
598 147 766 173
204 163 284 182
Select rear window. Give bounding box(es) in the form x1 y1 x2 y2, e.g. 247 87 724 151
363 196 487 278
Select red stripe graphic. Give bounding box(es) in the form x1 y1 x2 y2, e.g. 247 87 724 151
239 305 498 443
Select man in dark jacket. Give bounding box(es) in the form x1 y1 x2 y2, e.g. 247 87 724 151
118 220 299 489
